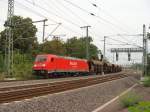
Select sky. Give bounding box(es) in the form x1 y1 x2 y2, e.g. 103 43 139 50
0 0 150 65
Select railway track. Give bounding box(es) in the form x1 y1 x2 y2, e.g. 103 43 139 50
0 73 128 103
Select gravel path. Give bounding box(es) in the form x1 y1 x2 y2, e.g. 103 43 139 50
0 76 139 112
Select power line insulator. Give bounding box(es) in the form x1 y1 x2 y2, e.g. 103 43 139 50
90 13 95 16
92 3 97 7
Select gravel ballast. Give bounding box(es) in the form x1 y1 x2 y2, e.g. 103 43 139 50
0 76 139 112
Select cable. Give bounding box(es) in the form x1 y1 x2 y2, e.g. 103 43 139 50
55 0 89 25
63 0 141 45
24 0 81 28
43 0 85 28
63 0 130 33
94 35 142 48
24 0 140 48
16 1 58 23
105 43 129 45
94 15 131 35
87 0 137 33
45 23 62 41
63 0 93 14
88 1 141 44
61 25 82 36
54 0 104 40
23 0 89 40
108 37 142 48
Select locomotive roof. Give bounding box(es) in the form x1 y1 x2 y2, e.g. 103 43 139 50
37 54 87 61
58 55 87 61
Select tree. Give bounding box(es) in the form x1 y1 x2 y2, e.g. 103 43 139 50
0 16 37 53
65 37 100 59
40 37 66 55
148 54 150 75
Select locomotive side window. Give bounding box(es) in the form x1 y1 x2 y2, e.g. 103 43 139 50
35 56 47 62
51 58 54 62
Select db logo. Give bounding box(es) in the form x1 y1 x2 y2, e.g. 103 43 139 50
69 61 77 66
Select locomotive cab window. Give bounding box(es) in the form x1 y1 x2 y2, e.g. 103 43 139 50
35 56 47 62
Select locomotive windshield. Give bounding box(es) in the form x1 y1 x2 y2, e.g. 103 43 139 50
35 55 47 62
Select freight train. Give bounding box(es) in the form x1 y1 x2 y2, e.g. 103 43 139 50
32 54 122 78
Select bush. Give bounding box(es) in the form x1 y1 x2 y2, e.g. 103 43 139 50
128 101 150 112
0 72 5 80
142 77 150 87
120 92 142 108
12 63 35 80
11 53 35 80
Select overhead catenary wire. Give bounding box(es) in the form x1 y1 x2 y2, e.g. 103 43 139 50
15 1 58 24
63 0 142 47
54 0 90 25
1 0 82 36
87 1 141 44
63 0 131 34
1 0 143 50
22 0 90 38
21 0 141 48
96 36 142 48
63 0 93 15
108 37 142 48
24 0 81 28
87 0 137 33
58 0 135 44
16 0 83 39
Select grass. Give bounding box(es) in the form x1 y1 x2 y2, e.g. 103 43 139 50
120 92 142 108
128 101 150 112
0 72 5 80
12 63 35 80
0 53 36 80
142 77 150 87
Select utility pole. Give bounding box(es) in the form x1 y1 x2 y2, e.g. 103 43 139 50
32 19 48 43
80 26 91 60
142 24 148 77
103 36 106 59
42 19 48 42
33 19 48 43
4 0 14 76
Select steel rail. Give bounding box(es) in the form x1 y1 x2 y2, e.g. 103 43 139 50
0 72 124 92
0 73 128 103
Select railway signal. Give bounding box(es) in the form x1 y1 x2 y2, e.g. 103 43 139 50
111 48 143 62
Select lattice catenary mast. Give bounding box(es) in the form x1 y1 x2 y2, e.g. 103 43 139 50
5 0 14 76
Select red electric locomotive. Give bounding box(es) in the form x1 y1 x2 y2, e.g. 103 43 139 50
32 54 89 78
33 54 122 78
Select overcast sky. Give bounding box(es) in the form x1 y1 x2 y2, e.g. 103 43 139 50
0 0 150 65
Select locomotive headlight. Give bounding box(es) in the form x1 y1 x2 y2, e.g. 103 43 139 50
34 64 37 67
42 64 46 67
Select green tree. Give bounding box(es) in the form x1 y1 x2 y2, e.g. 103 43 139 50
148 54 150 75
65 37 100 59
0 16 37 53
40 37 66 55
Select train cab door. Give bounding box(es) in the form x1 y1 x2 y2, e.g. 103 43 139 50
49 57 56 73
